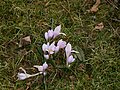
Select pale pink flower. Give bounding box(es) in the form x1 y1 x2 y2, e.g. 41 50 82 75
17 67 40 80
67 55 75 64
44 54 49 59
54 46 60 53
53 25 66 38
34 62 48 75
57 39 66 49
45 29 54 40
65 43 79 58
42 42 56 55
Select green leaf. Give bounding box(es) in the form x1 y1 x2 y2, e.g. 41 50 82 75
74 46 86 62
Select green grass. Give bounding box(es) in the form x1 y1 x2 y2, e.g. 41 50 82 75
0 0 120 90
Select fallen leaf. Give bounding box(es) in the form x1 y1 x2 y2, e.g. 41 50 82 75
89 0 101 13
95 22 104 30
19 36 31 47
22 36 31 42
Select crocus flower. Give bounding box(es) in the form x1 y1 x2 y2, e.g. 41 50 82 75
65 43 72 58
48 42 56 54
54 39 66 53
48 29 54 38
53 25 66 38
67 55 75 64
45 29 54 40
45 32 48 41
42 43 49 53
42 42 56 55
65 43 79 58
17 73 30 80
54 46 60 53
57 39 66 49
45 25 66 40
17 67 40 80
34 62 48 75
42 42 56 59
44 54 49 59
65 43 79 66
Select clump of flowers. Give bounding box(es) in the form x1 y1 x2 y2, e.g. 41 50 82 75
17 25 78 80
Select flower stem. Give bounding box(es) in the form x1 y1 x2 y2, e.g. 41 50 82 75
30 73 40 77
43 75 47 90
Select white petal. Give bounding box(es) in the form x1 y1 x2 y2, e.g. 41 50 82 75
49 51 54 54
55 46 60 53
17 73 32 80
42 44 47 52
34 65 44 72
65 43 72 57
46 42 50 51
40 72 43 74
17 73 27 80
49 42 55 54
45 32 48 41
57 39 66 48
67 55 75 64
47 42 50 46
44 54 49 59
57 39 62 47
43 62 48 70
53 25 61 38
48 29 54 38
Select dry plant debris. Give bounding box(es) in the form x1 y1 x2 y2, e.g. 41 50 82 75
89 0 101 13
95 22 104 30
19 36 31 47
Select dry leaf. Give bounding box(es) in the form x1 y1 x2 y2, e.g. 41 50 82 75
22 36 31 42
95 22 104 30
89 0 101 12
19 36 31 47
